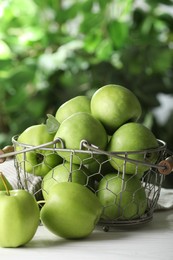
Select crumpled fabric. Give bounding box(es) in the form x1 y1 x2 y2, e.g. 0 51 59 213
0 159 42 199
154 187 173 210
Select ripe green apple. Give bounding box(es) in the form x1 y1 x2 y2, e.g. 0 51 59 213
55 95 91 123
85 154 115 184
0 189 40 247
107 122 159 177
42 162 94 199
15 124 62 177
90 84 142 135
97 173 147 220
40 182 103 239
54 112 108 164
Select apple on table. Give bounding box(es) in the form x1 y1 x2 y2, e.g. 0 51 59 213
0 173 40 248
40 182 103 239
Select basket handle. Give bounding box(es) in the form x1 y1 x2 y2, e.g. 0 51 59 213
1 140 173 175
0 138 61 163
158 156 173 175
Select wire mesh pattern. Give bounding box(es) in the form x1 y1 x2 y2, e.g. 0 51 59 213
9 135 171 229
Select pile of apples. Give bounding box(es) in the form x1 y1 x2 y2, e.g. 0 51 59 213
0 84 160 247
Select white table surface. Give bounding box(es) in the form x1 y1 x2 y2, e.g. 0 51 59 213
0 210 173 260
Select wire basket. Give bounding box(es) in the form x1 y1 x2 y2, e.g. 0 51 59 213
1 135 173 230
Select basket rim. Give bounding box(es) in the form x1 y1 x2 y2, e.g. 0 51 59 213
12 135 166 155
10 135 168 170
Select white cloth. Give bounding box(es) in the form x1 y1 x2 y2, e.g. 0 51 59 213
155 187 173 210
0 159 42 198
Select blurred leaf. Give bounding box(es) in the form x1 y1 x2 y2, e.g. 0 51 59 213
151 49 173 72
0 40 12 59
0 60 13 77
96 39 113 61
98 0 113 8
25 98 46 118
56 3 81 23
8 67 35 87
108 20 129 48
146 0 173 5
84 30 102 53
80 12 104 33
0 0 173 152
5 87 28 112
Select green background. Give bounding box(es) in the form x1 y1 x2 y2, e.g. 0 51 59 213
0 0 173 186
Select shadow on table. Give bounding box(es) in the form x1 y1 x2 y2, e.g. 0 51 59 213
95 210 173 233
24 210 173 249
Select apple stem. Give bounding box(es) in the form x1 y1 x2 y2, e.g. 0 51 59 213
0 172 10 196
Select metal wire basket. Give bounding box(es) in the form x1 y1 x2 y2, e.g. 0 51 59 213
1 135 173 231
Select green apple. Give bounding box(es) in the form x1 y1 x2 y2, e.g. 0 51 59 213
15 124 62 177
0 189 40 247
91 84 142 135
55 95 91 123
42 162 94 199
0 173 13 191
85 154 115 183
40 182 103 239
107 122 159 177
54 112 108 164
97 173 147 220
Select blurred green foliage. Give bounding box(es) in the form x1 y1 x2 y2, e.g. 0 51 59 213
0 0 173 152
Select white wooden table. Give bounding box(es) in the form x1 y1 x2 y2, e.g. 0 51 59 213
0 210 173 260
